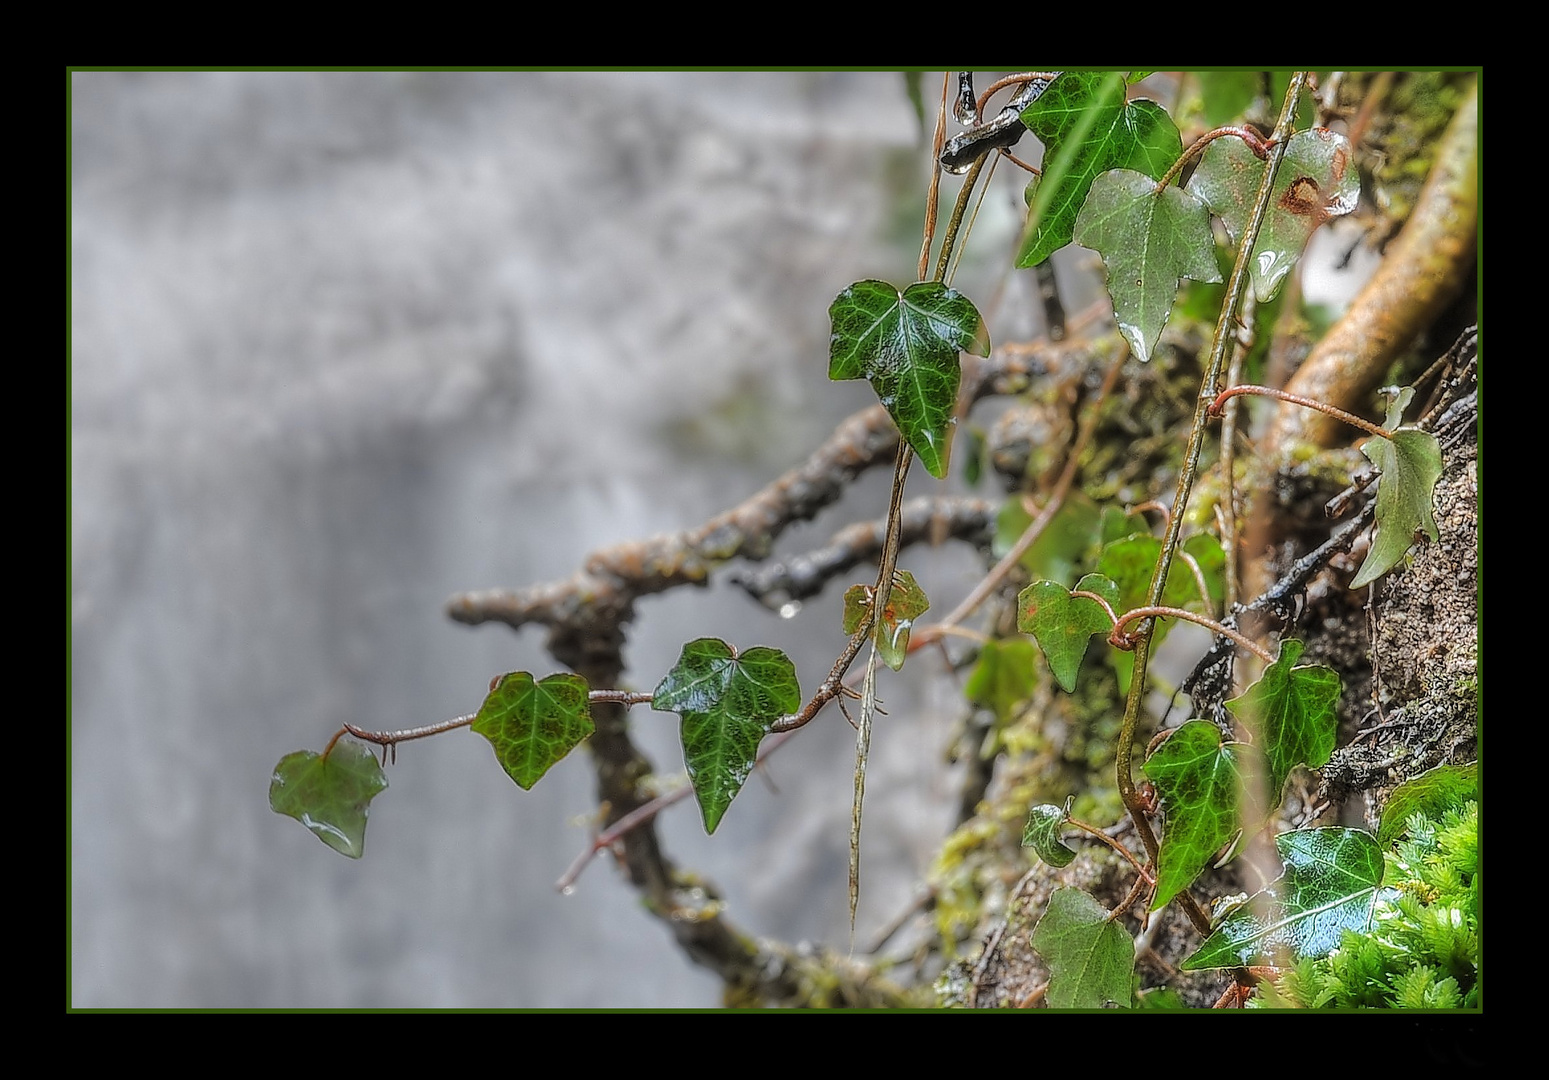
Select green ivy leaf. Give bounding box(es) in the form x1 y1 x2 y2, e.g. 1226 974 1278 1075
1016 72 1183 268
1187 127 1360 302
1074 169 1223 362
1017 573 1120 693
1097 533 1222 645
1195 71 1260 127
828 280 990 479
1143 721 1257 910
653 639 801 833
472 671 593 790
269 741 388 859
1225 639 1340 804
1378 762 1479 848
965 637 1039 726
842 570 931 671
1021 802 1076 868
1349 429 1443 589
1182 828 1387 969
1032 888 1135 1008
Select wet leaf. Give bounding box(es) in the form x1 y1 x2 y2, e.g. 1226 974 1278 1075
965 638 1039 726
842 570 930 671
1378 762 1478 848
269 741 388 859
1225 639 1341 804
1187 127 1360 302
1074 169 1222 362
1143 721 1257 910
1032 888 1135 1008
1350 429 1443 589
653 639 801 833
828 280 990 478
1017 573 1120 693
1182 828 1387 969
1021 802 1076 868
473 671 593 790
1016 72 1182 268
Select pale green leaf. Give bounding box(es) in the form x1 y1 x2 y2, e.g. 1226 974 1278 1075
1032 888 1135 1008
269 741 389 859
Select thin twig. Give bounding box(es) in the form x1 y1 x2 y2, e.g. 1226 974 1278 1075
1111 607 1274 664
1210 384 1393 440
919 72 951 282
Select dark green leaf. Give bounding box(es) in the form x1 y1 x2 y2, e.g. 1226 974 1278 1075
269 742 388 859
993 492 1102 583
1016 72 1183 268
653 639 801 833
1017 573 1120 693
473 671 593 790
1074 169 1222 362
965 637 1039 726
1143 721 1257 910
1225 639 1340 804
1349 429 1443 589
1021 802 1076 867
828 280 990 478
1378 762 1479 848
1187 127 1360 302
1032 888 1135 1008
1097 534 1218 638
1183 828 1386 969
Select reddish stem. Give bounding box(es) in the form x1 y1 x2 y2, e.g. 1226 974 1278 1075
1208 385 1393 440
1109 606 1274 663
1154 126 1271 192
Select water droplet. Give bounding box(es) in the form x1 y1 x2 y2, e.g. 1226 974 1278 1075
560 885 575 897
942 158 973 176
954 100 978 127
778 601 802 620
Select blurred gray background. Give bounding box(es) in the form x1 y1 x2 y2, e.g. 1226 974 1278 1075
70 71 1048 1007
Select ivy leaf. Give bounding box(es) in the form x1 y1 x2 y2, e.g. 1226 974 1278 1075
1187 127 1360 302
1097 533 1221 640
1225 639 1341 804
1032 888 1135 1008
1021 802 1076 868
1350 430 1443 589
1378 762 1479 847
653 639 801 833
1194 71 1260 127
1182 828 1387 969
843 570 929 671
472 671 592 790
828 280 990 479
1143 721 1260 910
1016 72 1183 268
1074 169 1222 363
965 637 1039 726
269 742 388 859
1017 573 1120 693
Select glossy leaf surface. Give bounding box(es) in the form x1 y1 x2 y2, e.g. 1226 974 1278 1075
1021 802 1076 868
269 741 388 859
653 639 800 833
965 637 1038 726
1074 169 1222 362
828 280 989 478
1350 430 1443 589
1225 639 1340 803
472 672 592 790
1017 573 1120 693
1017 72 1182 268
1183 828 1386 969
1143 721 1253 910
1032 888 1135 1008
1187 127 1359 302
1378 762 1478 847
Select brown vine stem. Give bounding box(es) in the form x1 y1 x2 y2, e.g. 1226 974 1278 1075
1110 607 1274 664
916 344 1126 645
1209 384 1393 440
918 72 951 282
975 71 1061 119
1115 71 1310 942
1067 817 1154 883
338 690 655 751
933 152 990 284
1152 125 1269 193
